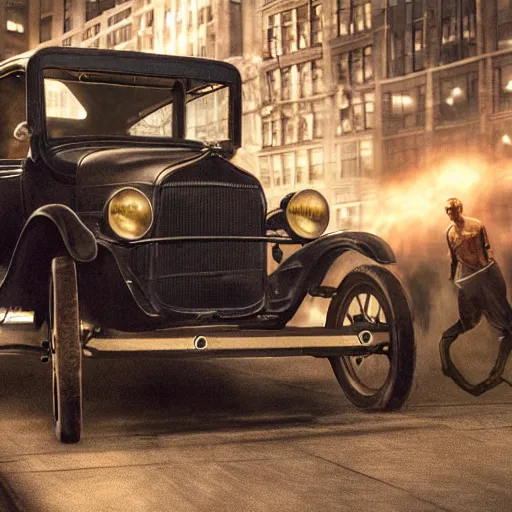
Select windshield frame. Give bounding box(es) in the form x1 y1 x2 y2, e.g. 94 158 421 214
27 47 242 149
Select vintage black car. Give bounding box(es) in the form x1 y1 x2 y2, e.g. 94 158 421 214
0 47 415 443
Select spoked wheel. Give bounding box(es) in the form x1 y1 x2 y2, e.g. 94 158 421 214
50 256 82 443
326 265 415 411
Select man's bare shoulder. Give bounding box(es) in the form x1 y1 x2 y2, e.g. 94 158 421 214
463 216 485 231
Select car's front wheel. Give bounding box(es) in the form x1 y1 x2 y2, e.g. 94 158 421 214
326 265 415 411
50 256 82 443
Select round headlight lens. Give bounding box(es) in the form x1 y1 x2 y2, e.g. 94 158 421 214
285 189 330 239
107 188 153 240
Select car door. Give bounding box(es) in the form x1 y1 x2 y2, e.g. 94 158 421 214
0 68 28 274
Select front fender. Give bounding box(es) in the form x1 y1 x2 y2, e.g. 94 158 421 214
267 231 396 315
0 204 97 311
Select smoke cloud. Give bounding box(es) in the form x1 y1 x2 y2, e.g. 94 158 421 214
296 149 512 404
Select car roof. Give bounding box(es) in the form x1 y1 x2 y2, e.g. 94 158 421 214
1 47 241 85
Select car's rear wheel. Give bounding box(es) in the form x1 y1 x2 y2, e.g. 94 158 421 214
326 265 415 411
50 256 82 443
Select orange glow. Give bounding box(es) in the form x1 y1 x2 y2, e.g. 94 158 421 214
370 153 492 244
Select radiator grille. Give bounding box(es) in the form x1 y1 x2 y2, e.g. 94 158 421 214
135 174 266 313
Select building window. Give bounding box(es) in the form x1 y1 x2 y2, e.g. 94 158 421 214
340 142 358 178
337 0 371 38
438 72 478 124
311 2 322 45
265 2 323 59
83 23 101 41
259 157 271 187
106 24 133 48
297 5 309 50
63 0 72 33
108 8 131 27
383 134 424 177
312 101 324 139
297 104 311 142
6 3 25 34
282 106 296 145
338 91 374 135
283 153 294 186
281 67 291 101
388 0 426 77
341 140 371 178
272 154 282 187
495 64 512 113
296 150 309 184
299 62 313 98
266 69 280 102
382 84 426 135
498 0 512 49
309 148 324 182
262 116 281 147
86 0 115 22
336 46 373 85
336 204 360 230
312 60 324 94
281 10 296 55
40 16 52 43
440 0 476 64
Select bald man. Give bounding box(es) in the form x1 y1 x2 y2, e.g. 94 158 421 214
440 198 512 396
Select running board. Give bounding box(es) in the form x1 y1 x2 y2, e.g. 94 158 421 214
0 309 37 329
83 326 390 359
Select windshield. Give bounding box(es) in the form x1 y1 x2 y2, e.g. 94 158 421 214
42 68 230 143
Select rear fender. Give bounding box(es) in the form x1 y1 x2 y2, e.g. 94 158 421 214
267 231 396 315
0 204 97 311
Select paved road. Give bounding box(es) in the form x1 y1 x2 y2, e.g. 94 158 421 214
0 320 510 512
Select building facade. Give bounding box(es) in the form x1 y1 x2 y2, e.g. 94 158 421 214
0 0 29 60
11 1 512 231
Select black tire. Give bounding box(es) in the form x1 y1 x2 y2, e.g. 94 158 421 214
326 265 415 411
50 256 82 443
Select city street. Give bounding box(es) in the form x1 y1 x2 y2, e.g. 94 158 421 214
0 323 510 512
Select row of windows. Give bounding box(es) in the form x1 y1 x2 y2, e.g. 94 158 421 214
337 46 373 85
82 23 100 41
259 148 324 188
262 101 324 148
339 91 375 134
265 2 322 58
258 139 373 191
336 0 372 38
106 24 132 47
338 139 374 179
266 60 323 103
108 8 131 27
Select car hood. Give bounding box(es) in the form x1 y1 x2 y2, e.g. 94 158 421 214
75 146 206 215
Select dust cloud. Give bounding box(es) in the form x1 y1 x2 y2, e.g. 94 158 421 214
368 151 512 401
297 149 512 403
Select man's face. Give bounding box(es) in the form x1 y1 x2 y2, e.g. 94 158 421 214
445 204 461 221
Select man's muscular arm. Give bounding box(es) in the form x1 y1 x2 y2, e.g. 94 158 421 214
481 225 494 262
446 227 457 281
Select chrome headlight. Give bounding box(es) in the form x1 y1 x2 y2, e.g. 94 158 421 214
107 188 153 240
285 189 330 240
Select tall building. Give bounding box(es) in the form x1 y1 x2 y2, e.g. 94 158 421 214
378 0 512 184
259 0 381 229
29 0 241 57
0 0 29 60
15 1 512 232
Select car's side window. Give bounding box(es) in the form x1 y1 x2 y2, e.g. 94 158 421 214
129 103 173 137
0 71 28 160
